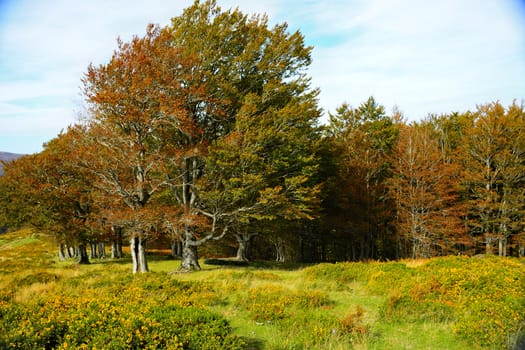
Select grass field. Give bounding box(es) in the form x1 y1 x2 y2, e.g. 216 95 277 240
1 229 524 349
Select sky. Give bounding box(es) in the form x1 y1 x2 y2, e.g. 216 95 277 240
1 0 524 154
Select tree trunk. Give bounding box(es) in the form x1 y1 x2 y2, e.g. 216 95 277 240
58 243 66 261
485 237 494 254
130 236 148 273
111 226 123 259
77 244 90 264
235 232 256 262
180 244 201 271
180 233 201 271
111 241 122 259
90 243 98 259
67 245 75 258
171 240 182 258
274 238 290 263
98 242 106 259
236 239 249 262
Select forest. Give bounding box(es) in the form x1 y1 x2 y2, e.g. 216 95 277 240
0 0 524 273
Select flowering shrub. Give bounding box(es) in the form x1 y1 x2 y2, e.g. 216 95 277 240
0 279 246 349
372 256 525 349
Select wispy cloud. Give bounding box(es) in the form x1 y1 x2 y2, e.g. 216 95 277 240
273 0 525 118
1 0 524 153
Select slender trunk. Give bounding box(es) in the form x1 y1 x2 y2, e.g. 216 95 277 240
98 243 106 259
485 236 494 255
111 226 123 259
137 239 148 272
77 244 90 264
67 245 75 258
90 243 98 259
171 240 177 258
130 235 148 273
116 240 123 258
275 238 289 263
111 241 122 259
171 240 182 258
58 243 66 261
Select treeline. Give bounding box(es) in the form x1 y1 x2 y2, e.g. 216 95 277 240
318 99 525 261
0 1 523 271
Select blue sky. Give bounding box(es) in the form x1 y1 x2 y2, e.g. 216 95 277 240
1 0 524 154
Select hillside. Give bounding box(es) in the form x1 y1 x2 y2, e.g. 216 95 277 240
0 152 24 175
0 229 524 349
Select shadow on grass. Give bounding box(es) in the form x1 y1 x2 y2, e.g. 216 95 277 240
78 250 176 266
240 336 265 350
203 258 313 271
82 252 313 272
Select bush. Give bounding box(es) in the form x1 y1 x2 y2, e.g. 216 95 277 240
0 281 246 350
371 256 525 349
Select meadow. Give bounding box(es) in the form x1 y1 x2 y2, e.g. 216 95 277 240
1 229 524 349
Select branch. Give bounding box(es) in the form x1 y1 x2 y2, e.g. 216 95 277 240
187 224 229 246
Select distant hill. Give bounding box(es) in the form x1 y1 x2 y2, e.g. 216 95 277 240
0 152 24 175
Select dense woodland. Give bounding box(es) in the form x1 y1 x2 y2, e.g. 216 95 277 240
1 1 524 272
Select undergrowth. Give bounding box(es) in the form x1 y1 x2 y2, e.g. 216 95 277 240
1 230 524 349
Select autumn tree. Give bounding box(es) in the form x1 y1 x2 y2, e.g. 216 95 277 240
0 128 95 263
0 157 35 231
388 120 468 258
324 97 398 260
81 23 198 273
81 0 321 271
460 102 525 255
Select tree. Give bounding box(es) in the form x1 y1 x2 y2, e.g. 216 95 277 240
325 97 398 260
460 102 525 255
81 0 320 271
81 23 198 272
0 156 35 231
389 120 468 258
0 128 94 263
198 92 321 262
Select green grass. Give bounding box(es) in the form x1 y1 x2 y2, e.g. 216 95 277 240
1 229 524 349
